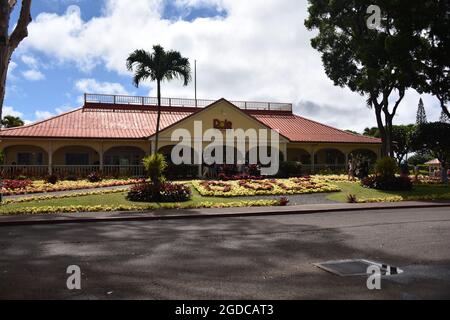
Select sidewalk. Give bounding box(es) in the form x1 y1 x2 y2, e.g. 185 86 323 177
0 201 449 226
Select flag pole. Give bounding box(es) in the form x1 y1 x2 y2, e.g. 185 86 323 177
194 59 197 108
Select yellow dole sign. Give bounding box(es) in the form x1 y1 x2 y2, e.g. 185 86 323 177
213 119 233 130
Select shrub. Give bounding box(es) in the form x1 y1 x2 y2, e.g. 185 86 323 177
16 175 29 181
375 157 398 179
87 172 102 183
158 183 192 203
166 164 198 179
143 153 167 184
45 174 58 185
2 179 33 190
278 161 302 178
126 181 191 203
65 175 78 181
362 175 412 191
279 197 289 206
346 194 358 203
248 164 261 177
126 181 153 202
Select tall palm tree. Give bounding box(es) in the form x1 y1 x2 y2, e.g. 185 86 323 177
126 45 191 152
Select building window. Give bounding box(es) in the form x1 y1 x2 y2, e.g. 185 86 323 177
65 153 89 165
17 152 43 165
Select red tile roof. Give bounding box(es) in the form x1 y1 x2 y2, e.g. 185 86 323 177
253 113 380 144
0 108 194 139
0 102 381 144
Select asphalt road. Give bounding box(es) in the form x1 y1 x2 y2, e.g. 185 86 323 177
0 207 449 300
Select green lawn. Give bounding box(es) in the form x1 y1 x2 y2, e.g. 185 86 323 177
0 185 245 215
327 182 450 202
1 181 449 215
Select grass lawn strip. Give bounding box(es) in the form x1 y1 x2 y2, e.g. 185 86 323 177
0 186 282 216
328 182 450 203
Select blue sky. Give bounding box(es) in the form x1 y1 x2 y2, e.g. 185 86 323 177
4 0 443 130
5 0 227 123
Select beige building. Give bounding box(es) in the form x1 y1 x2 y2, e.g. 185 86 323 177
0 94 381 178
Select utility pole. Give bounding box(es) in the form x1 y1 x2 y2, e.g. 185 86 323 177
194 60 197 108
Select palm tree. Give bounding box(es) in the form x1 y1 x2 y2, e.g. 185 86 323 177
126 45 191 152
1 115 25 128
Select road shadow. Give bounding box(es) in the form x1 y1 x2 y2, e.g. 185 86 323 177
0 215 449 299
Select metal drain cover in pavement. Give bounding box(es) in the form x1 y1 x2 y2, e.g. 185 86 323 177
314 259 403 277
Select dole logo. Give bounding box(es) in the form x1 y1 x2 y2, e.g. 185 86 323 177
213 119 232 130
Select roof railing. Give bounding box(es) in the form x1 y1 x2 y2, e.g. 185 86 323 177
84 93 292 112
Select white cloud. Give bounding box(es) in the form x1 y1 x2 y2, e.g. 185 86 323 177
22 69 46 81
21 54 40 69
75 78 129 95
3 106 23 118
21 0 443 131
74 78 130 104
20 54 46 81
34 110 54 121
8 61 18 74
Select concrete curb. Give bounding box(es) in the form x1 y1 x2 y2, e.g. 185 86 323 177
0 201 449 227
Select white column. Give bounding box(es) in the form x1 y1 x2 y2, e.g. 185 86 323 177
311 147 316 174
150 139 156 155
99 141 104 172
345 152 349 168
281 143 287 162
48 141 53 175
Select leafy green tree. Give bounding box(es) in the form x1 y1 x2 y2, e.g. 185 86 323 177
416 98 427 125
392 124 415 164
411 122 450 183
440 110 450 124
0 1 32 122
363 127 380 138
413 0 450 119
126 45 191 152
305 0 422 157
407 153 433 166
345 130 359 135
1 115 24 128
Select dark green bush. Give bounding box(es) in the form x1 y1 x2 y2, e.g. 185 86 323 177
375 157 398 179
362 175 412 191
278 161 302 178
87 171 102 183
45 174 58 184
126 181 191 202
143 153 167 184
64 175 78 181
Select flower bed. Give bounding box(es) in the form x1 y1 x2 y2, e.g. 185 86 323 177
311 175 358 183
411 175 445 185
1 179 139 196
238 180 274 191
200 181 233 193
2 188 129 205
192 177 340 197
0 199 284 216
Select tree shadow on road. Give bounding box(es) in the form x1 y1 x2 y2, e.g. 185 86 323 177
0 215 449 299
